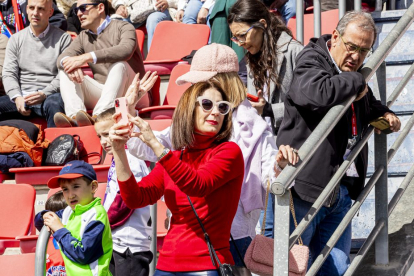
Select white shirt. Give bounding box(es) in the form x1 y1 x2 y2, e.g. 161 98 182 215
102 151 152 253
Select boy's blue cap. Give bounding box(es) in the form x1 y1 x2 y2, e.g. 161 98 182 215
47 160 97 188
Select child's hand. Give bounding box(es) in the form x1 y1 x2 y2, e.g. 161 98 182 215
43 212 64 233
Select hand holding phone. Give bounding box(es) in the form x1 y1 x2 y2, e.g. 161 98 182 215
370 117 392 134
115 97 128 125
247 93 259 102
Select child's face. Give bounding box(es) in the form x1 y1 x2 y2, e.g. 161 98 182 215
95 120 114 155
60 178 97 210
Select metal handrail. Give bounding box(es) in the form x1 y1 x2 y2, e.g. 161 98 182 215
273 3 414 276
271 2 414 196
289 62 414 248
345 161 414 275
34 226 51 276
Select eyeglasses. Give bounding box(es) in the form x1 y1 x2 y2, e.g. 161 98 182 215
74 3 100 14
196 96 232 115
231 26 254 44
338 31 373 57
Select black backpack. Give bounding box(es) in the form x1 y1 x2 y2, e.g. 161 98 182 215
44 134 83 166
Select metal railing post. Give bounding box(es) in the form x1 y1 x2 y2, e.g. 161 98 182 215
150 203 157 275
374 61 389 265
354 0 362 10
339 0 346 19
314 0 321 38
34 226 51 276
274 191 290 276
296 0 304 44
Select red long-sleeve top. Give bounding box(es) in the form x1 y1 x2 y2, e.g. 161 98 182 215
117 134 244 272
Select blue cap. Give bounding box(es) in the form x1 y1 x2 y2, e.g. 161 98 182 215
47 160 97 188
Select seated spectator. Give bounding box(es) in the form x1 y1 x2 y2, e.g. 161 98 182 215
35 160 113 276
0 0 67 37
54 0 146 128
95 105 155 276
175 0 214 25
0 0 71 127
44 191 67 276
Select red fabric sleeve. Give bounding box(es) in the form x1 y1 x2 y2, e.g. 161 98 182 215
117 162 165 209
107 192 135 230
159 142 244 197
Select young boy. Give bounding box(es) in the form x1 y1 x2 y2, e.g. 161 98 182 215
94 107 153 276
35 161 113 276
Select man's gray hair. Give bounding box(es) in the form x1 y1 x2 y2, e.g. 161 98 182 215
336 11 377 43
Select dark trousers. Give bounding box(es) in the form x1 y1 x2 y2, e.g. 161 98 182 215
0 93 65 128
109 249 153 276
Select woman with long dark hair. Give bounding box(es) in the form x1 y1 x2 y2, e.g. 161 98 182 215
228 0 303 135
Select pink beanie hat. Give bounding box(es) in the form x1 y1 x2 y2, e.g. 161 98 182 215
176 43 239 85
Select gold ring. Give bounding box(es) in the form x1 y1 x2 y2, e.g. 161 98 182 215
293 149 298 154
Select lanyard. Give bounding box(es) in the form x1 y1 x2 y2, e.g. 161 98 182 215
351 103 357 138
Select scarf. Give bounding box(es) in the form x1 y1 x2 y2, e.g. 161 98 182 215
233 99 271 213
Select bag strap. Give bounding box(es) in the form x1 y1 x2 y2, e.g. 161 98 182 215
230 234 247 268
179 149 223 268
261 178 271 235
289 193 303 246
80 152 102 165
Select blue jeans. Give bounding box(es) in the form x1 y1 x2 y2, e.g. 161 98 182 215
290 185 352 276
182 0 203 24
279 0 296 24
146 10 172 50
0 93 64 128
259 193 275 238
229 236 252 267
154 270 219 276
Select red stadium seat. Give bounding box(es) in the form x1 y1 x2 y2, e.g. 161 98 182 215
144 22 210 75
136 29 145 56
156 200 168 251
10 126 110 185
0 253 35 276
287 9 339 45
145 119 172 132
139 64 191 119
0 184 36 254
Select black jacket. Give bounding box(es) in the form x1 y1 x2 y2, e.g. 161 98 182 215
276 34 392 204
0 0 67 34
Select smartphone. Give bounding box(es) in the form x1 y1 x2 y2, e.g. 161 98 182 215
370 117 392 134
247 93 259 102
114 97 128 125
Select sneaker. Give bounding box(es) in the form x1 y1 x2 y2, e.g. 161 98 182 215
54 112 77 128
76 110 96 127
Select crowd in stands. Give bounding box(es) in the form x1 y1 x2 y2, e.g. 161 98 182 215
0 0 403 275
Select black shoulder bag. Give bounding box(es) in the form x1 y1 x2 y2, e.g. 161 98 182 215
179 149 234 276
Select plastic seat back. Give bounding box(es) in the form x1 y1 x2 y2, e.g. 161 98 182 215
0 184 35 238
0 253 35 276
157 200 168 237
45 126 102 165
287 9 339 45
164 63 192 105
136 29 145 56
146 119 172 131
146 21 210 63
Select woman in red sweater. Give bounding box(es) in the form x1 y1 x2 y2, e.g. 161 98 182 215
109 79 244 275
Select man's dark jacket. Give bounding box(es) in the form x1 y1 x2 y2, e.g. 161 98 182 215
0 0 67 34
276 34 392 204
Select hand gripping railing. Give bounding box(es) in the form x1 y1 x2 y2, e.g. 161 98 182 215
273 3 414 276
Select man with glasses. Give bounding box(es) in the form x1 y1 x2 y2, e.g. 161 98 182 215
54 0 146 127
276 11 400 275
